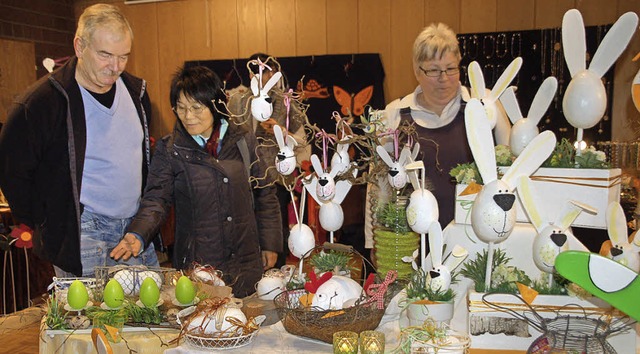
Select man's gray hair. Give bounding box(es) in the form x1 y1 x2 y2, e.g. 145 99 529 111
75 3 133 43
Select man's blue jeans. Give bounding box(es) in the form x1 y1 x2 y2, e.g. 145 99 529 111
54 210 159 277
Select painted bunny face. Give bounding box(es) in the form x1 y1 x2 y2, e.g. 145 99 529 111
273 125 297 176
376 145 410 190
250 71 283 122
427 265 452 293
471 179 517 243
605 202 640 272
534 227 570 273
426 223 468 292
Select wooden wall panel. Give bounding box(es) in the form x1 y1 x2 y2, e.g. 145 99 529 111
326 0 358 54
182 0 211 61
209 0 240 59
533 0 575 29
358 0 391 98
425 0 461 33
266 0 296 57
460 0 497 34
295 0 327 55
120 3 163 138
156 1 186 136
237 0 267 57
576 0 618 26
389 0 424 101
0 39 35 123
496 0 534 31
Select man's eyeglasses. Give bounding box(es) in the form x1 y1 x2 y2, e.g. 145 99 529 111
173 104 206 116
418 66 460 77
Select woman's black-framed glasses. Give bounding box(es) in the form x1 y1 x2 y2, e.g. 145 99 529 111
418 66 460 77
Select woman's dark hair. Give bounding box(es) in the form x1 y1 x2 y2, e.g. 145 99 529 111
169 65 227 121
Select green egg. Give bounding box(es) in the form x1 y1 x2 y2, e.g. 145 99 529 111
103 279 125 308
175 276 196 305
67 280 89 310
139 277 160 307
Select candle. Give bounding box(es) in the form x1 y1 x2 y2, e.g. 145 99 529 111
333 331 358 354
360 330 385 354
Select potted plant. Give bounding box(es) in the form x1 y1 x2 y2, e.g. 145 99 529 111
404 267 456 326
309 250 352 277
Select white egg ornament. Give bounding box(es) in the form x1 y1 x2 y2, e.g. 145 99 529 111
288 223 315 259
193 267 226 286
187 307 247 334
113 269 162 296
256 275 286 300
311 275 362 310
318 202 344 232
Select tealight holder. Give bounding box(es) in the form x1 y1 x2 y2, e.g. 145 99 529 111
360 330 385 354
333 331 358 354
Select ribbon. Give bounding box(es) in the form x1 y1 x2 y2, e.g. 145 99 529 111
366 270 397 309
283 89 293 132
250 58 273 93
377 129 400 160
315 129 336 170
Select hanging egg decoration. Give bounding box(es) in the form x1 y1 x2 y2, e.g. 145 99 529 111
67 280 89 310
175 275 196 305
103 279 125 308
139 277 160 307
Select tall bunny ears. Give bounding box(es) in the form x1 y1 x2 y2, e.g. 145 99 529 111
563 9 638 79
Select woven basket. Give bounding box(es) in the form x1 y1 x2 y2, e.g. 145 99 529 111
273 288 385 343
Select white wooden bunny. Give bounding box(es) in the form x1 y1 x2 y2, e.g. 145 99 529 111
273 125 297 176
426 222 468 292
287 188 315 259
500 77 558 157
304 154 356 235
330 136 351 176
405 160 438 235
562 9 638 132
376 144 411 190
517 176 593 279
605 201 640 272
250 70 283 122
311 275 363 310
461 57 522 145
465 98 556 244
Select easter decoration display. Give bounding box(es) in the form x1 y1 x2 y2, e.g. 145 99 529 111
516 175 594 286
248 58 283 122
500 76 558 156
303 127 357 242
192 264 226 287
174 275 198 306
273 241 396 344
465 98 556 290
111 267 163 296
461 57 523 145
600 202 640 272
65 280 92 311
255 269 287 301
176 297 267 350
101 279 125 310
273 124 297 176
404 222 468 327
403 159 439 273
561 9 638 153
556 251 640 322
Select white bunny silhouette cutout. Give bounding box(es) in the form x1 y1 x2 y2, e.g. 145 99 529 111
517 176 593 280
250 71 283 122
376 145 411 190
465 98 556 244
273 125 297 176
562 9 638 131
462 58 522 132
605 201 640 272
501 77 558 157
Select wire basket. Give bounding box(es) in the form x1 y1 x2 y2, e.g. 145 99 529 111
93 265 178 300
48 276 98 304
177 306 266 350
481 293 634 354
274 288 385 343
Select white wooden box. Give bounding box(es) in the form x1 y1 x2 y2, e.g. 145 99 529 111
454 168 621 229
467 291 636 353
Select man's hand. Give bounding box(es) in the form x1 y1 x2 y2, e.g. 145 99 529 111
110 233 142 261
262 250 278 270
